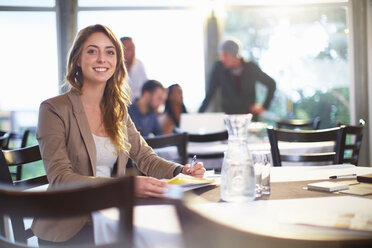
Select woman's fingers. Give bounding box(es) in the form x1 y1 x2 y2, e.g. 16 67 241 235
135 176 167 198
192 162 206 178
182 162 206 177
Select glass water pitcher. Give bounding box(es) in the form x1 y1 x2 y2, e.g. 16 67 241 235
221 114 256 202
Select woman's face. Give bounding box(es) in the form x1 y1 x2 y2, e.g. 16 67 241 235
78 32 117 86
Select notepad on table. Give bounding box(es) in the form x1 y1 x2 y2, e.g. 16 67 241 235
165 174 215 186
307 181 349 192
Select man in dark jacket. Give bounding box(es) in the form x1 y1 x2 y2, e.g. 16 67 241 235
199 39 276 120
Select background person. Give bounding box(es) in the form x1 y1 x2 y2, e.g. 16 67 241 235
199 39 276 120
33 24 205 246
161 84 187 134
120 36 147 100
128 79 165 137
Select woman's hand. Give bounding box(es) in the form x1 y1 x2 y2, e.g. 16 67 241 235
135 176 167 198
182 162 206 178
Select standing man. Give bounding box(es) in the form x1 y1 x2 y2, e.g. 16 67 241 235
128 80 165 137
199 39 276 120
121 37 148 100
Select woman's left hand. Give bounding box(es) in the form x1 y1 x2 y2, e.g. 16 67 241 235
181 162 206 178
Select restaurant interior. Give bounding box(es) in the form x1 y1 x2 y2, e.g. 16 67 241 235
1 0 372 247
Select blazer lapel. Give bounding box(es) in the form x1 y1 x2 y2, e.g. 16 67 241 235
67 90 97 176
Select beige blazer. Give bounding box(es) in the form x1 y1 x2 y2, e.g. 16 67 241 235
32 89 180 242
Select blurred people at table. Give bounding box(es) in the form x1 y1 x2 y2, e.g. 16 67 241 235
33 24 205 246
128 80 165 137
161 84 187 134
199 39 276 120
120 36 147 100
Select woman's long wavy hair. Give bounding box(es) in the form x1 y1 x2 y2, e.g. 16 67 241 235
65 24 131 153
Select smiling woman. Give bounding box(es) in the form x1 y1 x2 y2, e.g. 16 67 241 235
32 24 206 246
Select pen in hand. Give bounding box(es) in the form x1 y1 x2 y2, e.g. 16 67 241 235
188 155 197 175
191 155 197 167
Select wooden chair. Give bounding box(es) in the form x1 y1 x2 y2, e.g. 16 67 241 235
187 131 228 159
0 176 135 248
3 130 31 181
336 119 365 165
0 145 47 187
145 132 188 165
276 116 320 130
267 126 346 167
174 201 371 248
0 145 48 244
0 131 10 149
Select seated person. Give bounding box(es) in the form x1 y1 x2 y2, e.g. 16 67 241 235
33 24 205 246
128 80 165 137
161 84 187 134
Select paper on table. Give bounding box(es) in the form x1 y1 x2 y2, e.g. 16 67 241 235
307 181 349 192
165 174 215 186
164 174 217 198
340 183 372 196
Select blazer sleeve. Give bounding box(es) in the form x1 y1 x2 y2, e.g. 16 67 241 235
37 100 110 187
125 114 181 179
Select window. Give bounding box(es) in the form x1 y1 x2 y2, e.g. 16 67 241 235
0 0 54 7
0 9 57 133
0 11 58 113
78 0 200 7
224 4 349 127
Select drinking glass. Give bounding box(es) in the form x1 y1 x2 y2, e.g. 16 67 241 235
250 151 272 195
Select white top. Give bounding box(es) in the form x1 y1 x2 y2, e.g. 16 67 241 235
92 134 118 177
128 59 147 100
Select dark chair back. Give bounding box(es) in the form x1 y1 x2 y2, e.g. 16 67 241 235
0 176 135 248
4 130 31 181
187 131 228 159
0 145 47 187
267 126 346 166
0 131 10 149
276 116 320 130
0 145 48 244
145 132 188 165
336 119 365 165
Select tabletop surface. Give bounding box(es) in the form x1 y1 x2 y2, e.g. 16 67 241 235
92 164 372 248
23 164 372 247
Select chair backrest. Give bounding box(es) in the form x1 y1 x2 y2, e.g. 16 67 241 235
187 130 228 159
0 131 10 149
336 119 365 165
145 132 188 165
0 145 47 187
0 145 48 244
4 130 31 181
0 176 135 248
276 116 320 130
267 126 346 166
174 201 371 248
